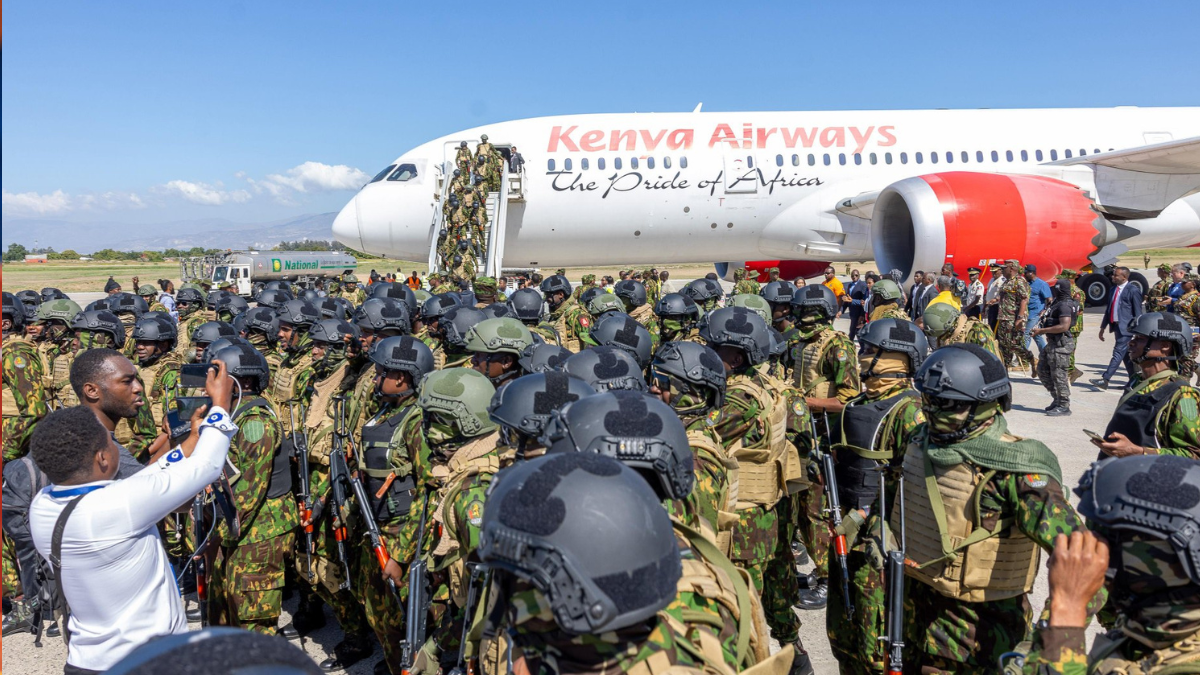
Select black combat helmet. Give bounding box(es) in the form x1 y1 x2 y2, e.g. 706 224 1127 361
317 297 352 321
369 335 435 383
506 288 546 323
276 299 321 328
649 341 727 413
40 287 68 302
191 320 239 347
369 282 418 311
700 306 772 366
481 303 511 320
355 297 411 334
589 313 653 368
241 307 281 344
207 290 233 308
579 286 606 308
488 372 597 454
213 294 249 319
760 280 797 305
202 336 252 364
653 293 701 322
682 278 724 304
856 318 930 375
15 290 42 317
210 342 271 393
914 343 1011 408
131 314 179 349
441 306 487 350
518 342 572 375
613 279 648 308
109 292 149 317
539 275 573 307
255 288 293 310
422 293 461 326
175 287 206 310
541 390 694 501
477 452 681 634
791 284 838 321
71 310 126 349
2 292 25 330
562 346 647 392
1129 312 1194 362
298 288 322 306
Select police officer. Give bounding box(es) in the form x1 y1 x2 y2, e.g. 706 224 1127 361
205 343 300 636
417 294 460 367
346 297 412 434
14 290 42 321
1031 278 1082 416
1092 312 1200 459
516 342 572 376
541 275 589 353
130 314 182 432
455 140 472 175
2 293 47 461
356 335 435 675
239 306 284 379
654 293 703 344
175 286 209 361
902 344 1094 673
190 321 239 366
826 318 927 674
27 299 83 412
464 317 534 387
732 266 761 296
212 293 248 326
589 312 654 369
995 259 1034 374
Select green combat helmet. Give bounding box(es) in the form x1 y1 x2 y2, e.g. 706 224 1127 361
922 303 962 339
36 298 83 324
464 318 534 356
730 293 772 323
417 368 498 438
342 273 359 284
136 284 157 299
586 293 625 318
871 279 904 302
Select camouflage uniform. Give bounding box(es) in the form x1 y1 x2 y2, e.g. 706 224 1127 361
1116 370 1200 457
1061 271 1087 379
825 383 924 675
547 296 590 353
1145 264 1173 311
732 268 761 297
1177 286 1199 380
644 269 663 307
570 274 597 302
937 314 1002 358
996 273 1033 370
868 304 910 324
177 308 211 363
2 334 48 461
209 399 300 633
2 531 21 599
456 146 473 175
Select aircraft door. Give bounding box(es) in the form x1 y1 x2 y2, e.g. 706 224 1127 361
723 153 758 194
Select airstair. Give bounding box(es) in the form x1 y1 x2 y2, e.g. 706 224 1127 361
427 149 524 279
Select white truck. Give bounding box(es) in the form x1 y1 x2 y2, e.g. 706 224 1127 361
180 251 358 296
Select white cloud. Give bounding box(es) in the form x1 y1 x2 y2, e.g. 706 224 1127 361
2 189 73 216
79 191 146 211
265 161 370 193
161 180 251 206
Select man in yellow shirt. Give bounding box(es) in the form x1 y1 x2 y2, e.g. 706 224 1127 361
924 274 963 314
822 266 848 318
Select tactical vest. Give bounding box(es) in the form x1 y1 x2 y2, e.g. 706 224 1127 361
725 375 792 509
1104 377 1189 450
795 328 839 398
530 323 562 347
688 429 741 558
49 349 78 410
269 353 312 408
429 431 502 607
360 405 419 523
234 397 292 500
140 353 182 428
630 303 656 328
833 391 917 510
551 302 584 353
942 315 973 348
895 440 1040 602
303 361 350 432
1088 632 1200 675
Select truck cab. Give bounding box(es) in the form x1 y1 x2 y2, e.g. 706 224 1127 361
211 263 253 296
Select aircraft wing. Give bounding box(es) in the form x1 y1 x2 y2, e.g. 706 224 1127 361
1039 136 1200 219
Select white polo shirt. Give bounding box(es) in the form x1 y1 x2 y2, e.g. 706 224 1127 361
30 408 236 671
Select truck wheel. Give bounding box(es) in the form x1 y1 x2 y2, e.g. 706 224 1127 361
1127 272 1149 299
1077 273 1112 307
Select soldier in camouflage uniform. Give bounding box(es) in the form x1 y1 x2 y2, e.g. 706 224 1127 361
1021 456 1200 675
683 278 724 315
175 286 209 362
903 344 1101 674
760 281 802 378
922 303 1001 357
26 299 82 411
355 336 434 675
654 293 704 344
136 283 169 316
790 285 861 609
333 273 368 306
644 268 663 307
995 259 1034 372
824 319 927 675
2 293 48 461
1145 262 1174 311
418 294 460 368
108 293 150 359
702 306 814 672
614 279 661 342
466 318 534 389
506 287 560 346
473 276 504 306
1176 274 1199 382
267 300 319 411
867 280 910 323
570 274 597 302
455 141 472 176
437 306 487 370
1055 269 1088 382
206 343 300 635
131 314 183 437
541 275 590 353
238 306 284 381
473 149 497 194
732 266 761 296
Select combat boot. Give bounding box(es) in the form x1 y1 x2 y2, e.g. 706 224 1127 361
796 578 828 610
1046 406 1071 417
2 599 34 637
319 630 373 672
290 591 327 635
789 640 815 675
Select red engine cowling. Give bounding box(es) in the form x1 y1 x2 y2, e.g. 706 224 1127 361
871 172 1100 281
719 260 832 283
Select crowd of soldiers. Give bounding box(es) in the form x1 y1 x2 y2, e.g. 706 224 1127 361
437 136 507 282
2 259 1200 675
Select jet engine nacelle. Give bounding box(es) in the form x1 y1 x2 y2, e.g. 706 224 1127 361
717 260 833 283
871 172 1101 282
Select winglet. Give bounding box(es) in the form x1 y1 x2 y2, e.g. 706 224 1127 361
692 103 703 113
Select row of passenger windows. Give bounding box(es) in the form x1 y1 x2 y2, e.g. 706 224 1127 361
545 148 1116 172
547 156 688 172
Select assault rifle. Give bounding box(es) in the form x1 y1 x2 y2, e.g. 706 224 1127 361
288 402 315 582
401 492 432 675
191 493 209 627
326 396 353 591
878 462 905 675
821 411 854 619
448 564 487 675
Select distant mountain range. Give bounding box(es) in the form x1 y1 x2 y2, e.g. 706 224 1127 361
2 212 338 252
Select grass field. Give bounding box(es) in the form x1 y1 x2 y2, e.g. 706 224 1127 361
3 248 1195 294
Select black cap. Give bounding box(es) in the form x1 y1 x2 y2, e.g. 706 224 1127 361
1024 263 1037 273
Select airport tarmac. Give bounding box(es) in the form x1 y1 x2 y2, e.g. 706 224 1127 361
0 290 1156 675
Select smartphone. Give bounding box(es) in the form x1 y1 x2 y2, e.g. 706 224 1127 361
165 409 192 444
176 395 212 420
180 363 216 389
1083 429 1106 443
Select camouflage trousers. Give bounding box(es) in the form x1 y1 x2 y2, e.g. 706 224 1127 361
3 531 22 599
210 533 294 634
1036 335 1075 407
996 320 1034 370
827 541 887 674
903 582 1033 674
1068 331 1082 374
736 498 802 644
796 481 831 579
359 523 408 675
1180 342 1199 381
298 522 369 638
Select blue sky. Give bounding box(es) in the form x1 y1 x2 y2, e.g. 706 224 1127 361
3 1 1198 225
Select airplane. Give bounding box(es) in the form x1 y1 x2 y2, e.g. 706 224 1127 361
331 106 1200 304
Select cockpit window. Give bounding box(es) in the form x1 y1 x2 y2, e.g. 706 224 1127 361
370 164 396 184
387 163 418 182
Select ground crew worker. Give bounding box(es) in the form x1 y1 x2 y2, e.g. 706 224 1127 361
867 279 910 322
1031 278 1082 417
464 317 534 388
825 318 927 674
478 453 739 675
506 287 559 345
1091 312 1200 459
356 335 435 675
295 318 373 670
701 306 814 673
614 279 660 339
406 368 499 674
996 259 1034 374
654 293 704 344
1021 455 1200 675
175 286 208 362
541 275 589 352
2 293 48 461
205 343 300 636
789 285 860 608
902 344 1100 674
922 302 1001 356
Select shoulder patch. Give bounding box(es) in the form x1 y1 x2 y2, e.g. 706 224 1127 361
579 316 590 328
1179 392 1199 420
1023 473 1048 489
792 399 807 417
13 355 27 369
465 498 485 527
706 409 721 427
241 419 267 444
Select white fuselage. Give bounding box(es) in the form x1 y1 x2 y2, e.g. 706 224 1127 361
332 108 1200 266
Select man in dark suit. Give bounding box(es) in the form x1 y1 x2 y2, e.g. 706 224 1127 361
1091 266 1143 389
905 271 925 315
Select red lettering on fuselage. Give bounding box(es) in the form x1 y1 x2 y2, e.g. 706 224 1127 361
548 124 896 152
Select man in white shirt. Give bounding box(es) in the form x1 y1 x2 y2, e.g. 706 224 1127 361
29 360 236 674
985 263 1007 330
964 267 986 319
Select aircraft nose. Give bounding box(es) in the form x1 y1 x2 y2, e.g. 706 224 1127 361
331 196 363 251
